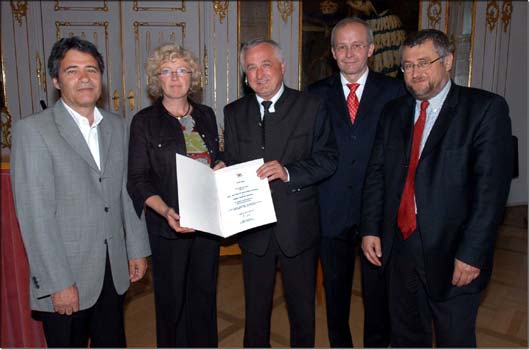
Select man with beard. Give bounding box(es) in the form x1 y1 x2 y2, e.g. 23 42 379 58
360 29 513 346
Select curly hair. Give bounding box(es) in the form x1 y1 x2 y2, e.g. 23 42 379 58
145 43 201 98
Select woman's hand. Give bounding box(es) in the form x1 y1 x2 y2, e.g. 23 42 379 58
164 207 195 233
213 161 226 170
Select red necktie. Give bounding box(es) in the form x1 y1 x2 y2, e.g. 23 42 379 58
397 100 429 239
346 83 360 124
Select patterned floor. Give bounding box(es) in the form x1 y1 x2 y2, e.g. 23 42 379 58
124 206 528 348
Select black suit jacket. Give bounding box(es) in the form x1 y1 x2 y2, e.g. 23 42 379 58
127 98 221 239
361 82 513 300
308 71 405 239
223 87 338 257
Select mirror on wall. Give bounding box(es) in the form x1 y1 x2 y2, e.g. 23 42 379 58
447 1 474 87
238 1 270 96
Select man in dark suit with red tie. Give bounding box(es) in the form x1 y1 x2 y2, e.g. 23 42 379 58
361 29 513 347
308 17 404 348
223 39 337 347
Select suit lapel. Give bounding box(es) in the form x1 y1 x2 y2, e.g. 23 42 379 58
399 97 416 158
420 84 459 160
264 88 299 160
329 75 351 126
53 101 100 172
354 71 378 129
97 111 112 174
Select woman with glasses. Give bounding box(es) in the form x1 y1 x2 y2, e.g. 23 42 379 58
127 43 223 347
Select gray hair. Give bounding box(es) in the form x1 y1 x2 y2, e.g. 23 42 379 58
399 29 453 62
240 38 284 73
330 17 374 47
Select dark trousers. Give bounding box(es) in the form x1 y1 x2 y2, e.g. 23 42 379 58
388 231 481 347
149 233 220 348
242 235 318 348
361 253 391 348
36 253 125 348
320 236 356 348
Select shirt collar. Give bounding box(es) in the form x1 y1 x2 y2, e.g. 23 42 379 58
62 99 103 128
256 84 285 113
417 80 451 113
340 68 369 87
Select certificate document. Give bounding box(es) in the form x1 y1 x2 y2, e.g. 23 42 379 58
176 154 277 238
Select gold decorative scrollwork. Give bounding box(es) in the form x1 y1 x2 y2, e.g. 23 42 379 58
36 52 47 91
127 90 135 111
10 0 28 26
277 1 294 23
55 21 109 40
54 0 108 11
427 1 442 28
203 46 208 87
213 1 228 24
1 105 12 150
132 0 185 12
133 22 186 42
112 90 120 111
501 0 512 32
486 1 499 32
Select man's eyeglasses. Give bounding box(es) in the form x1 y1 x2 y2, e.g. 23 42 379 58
158 68 193 77
401 56 444 74
334 43 370 53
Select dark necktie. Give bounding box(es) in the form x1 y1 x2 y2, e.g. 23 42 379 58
346 83 360 124
261 101 272 150
397 100 429 240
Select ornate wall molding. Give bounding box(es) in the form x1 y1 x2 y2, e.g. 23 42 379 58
10 0 28 26
277 1 293 23
213 1 228 24
54 0 108 11
486 1 499 32
427 0 442 28
132 0 185 12
501 0 512 32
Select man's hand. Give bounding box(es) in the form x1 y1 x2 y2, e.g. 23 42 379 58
452 258 480 287
129 257 148 282
51 284 79 315
213 161 226 170
257 160 287 182
361 235 382 267
164 207 195 233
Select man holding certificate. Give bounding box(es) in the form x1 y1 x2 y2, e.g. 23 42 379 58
223 38 338 347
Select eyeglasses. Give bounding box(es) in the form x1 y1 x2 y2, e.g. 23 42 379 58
401 56 444 74
158 68 192 77
333 43 370 53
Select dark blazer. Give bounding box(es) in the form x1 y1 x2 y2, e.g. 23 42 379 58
223 87 338 257
127 98 221 239
308 71 405 238
360 82 513 300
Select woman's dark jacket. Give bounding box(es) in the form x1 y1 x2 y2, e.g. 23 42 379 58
127 98 221 239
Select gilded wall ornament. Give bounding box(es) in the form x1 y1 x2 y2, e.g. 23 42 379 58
486 1 500 32
10 0 28 26
427 1 442 28
1 106 12 150
213 1 228 24
278 1 294 23
501 0 513 32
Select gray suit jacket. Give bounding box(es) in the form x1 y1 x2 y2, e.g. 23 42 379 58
10 101 151 312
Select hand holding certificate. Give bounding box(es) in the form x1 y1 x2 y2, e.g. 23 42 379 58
176 154 277 238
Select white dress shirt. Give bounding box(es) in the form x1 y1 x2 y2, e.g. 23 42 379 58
62 99 104 170
340 68 369 102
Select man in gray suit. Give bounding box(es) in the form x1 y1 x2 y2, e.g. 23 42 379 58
10 37 151 347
